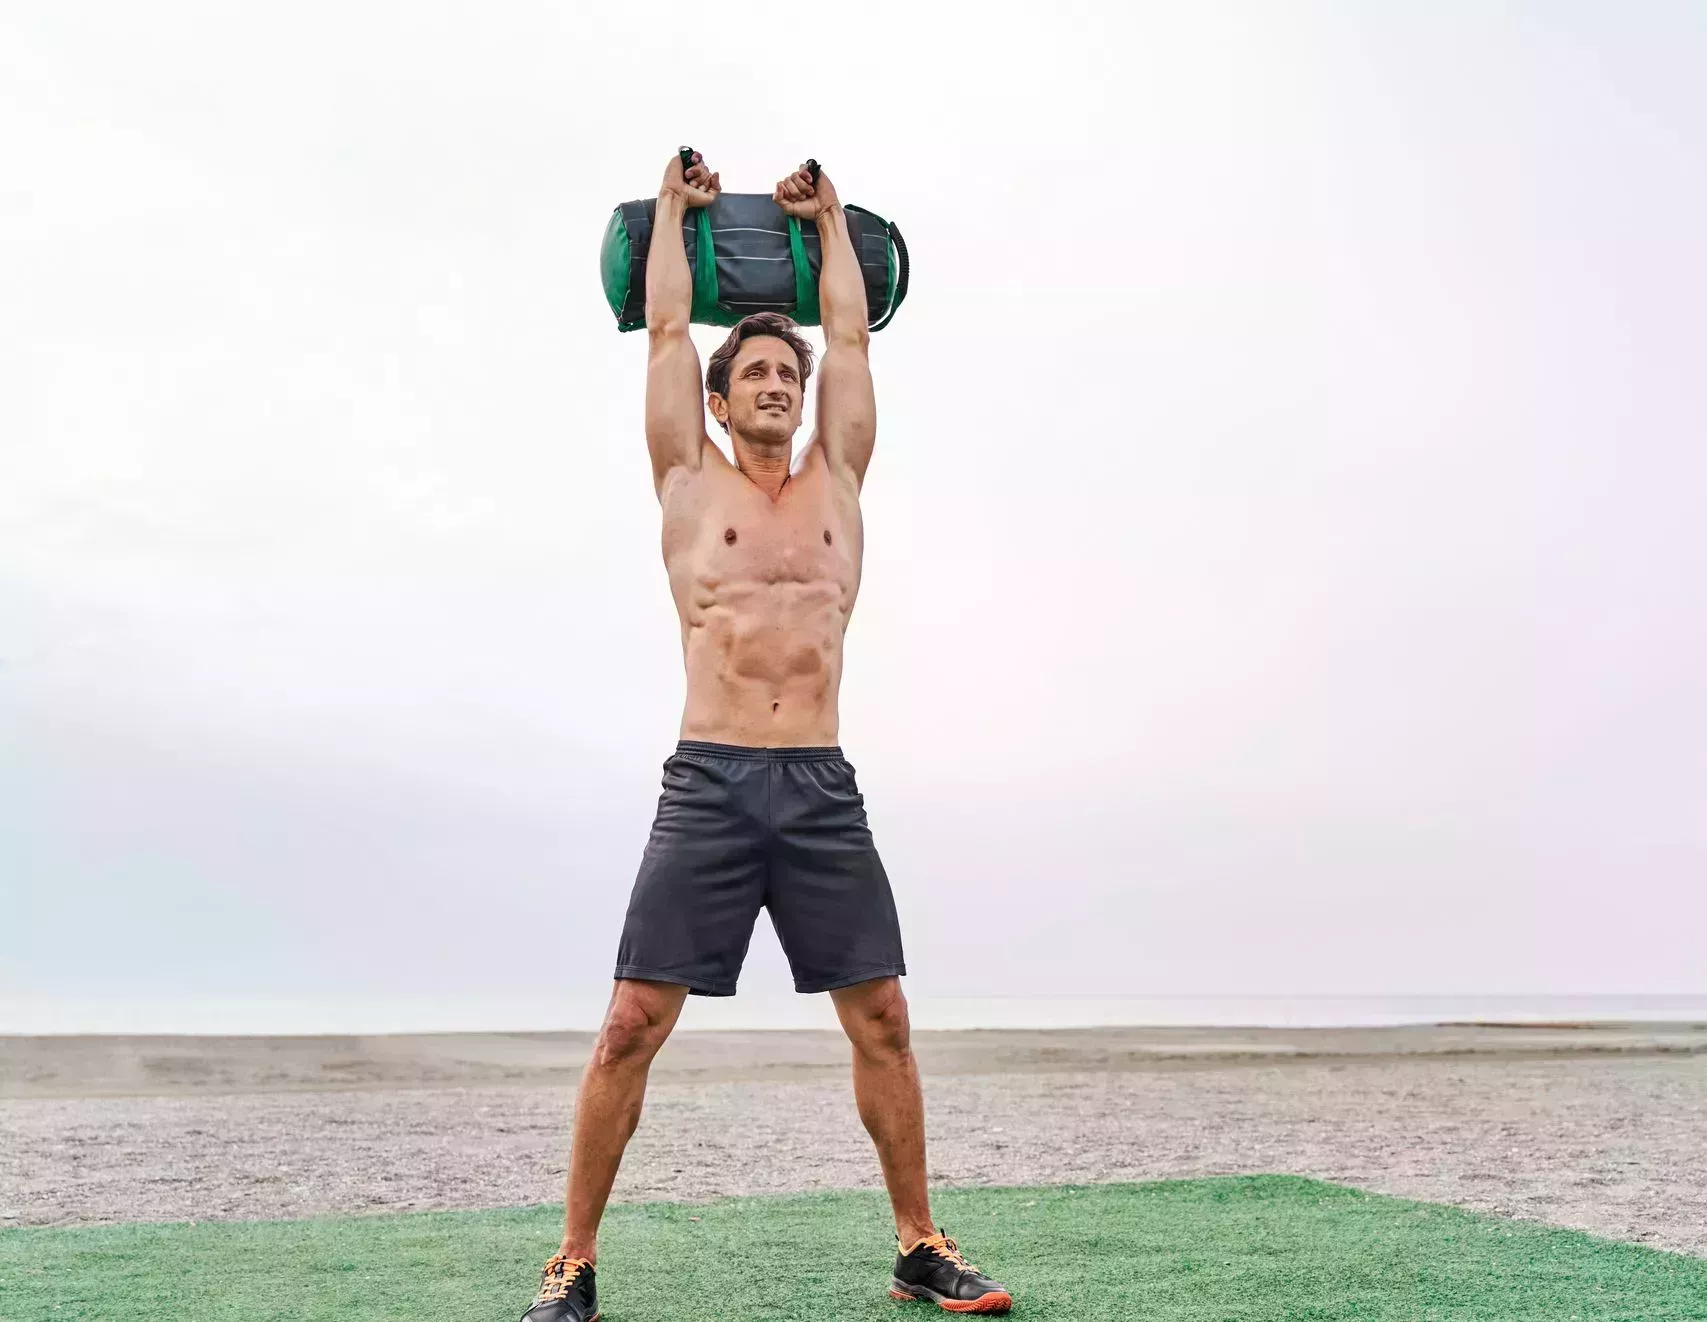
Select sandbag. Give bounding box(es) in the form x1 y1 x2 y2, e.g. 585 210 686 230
600 166 909 334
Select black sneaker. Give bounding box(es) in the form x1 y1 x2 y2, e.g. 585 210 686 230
520 1253 598 1322
889 1230 1013 1313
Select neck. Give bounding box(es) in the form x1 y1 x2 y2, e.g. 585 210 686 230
731 434 792 499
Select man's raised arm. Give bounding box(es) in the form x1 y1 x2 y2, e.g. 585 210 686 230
644 151 720 498
775 164 876 487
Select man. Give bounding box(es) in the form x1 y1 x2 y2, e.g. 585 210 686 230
519 152 1013 1319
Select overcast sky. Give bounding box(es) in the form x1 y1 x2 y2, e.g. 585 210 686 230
4 2 1704 1033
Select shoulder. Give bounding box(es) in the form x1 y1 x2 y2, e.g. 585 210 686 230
658 437 733 506
795 435 863 496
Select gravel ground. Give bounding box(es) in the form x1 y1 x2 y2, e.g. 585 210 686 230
4 1054 1704 1258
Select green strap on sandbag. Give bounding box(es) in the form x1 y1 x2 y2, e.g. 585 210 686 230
787 216 820 326
690 208 720 322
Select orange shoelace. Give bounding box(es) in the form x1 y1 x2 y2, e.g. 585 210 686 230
534 1253 592 1303
914 1232 977 1272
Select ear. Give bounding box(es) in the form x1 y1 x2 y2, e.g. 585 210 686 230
707 392 729 425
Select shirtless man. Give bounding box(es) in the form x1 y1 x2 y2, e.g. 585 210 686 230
519 153 1013 1319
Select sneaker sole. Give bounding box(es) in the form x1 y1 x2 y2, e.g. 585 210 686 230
889 1279 1013 1314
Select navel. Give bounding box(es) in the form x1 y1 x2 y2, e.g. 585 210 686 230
823 529 832 546
724 527 737 545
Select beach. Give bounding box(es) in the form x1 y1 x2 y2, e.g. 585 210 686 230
3 1022 1704 1257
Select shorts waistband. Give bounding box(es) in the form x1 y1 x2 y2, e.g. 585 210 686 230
675 740 844 763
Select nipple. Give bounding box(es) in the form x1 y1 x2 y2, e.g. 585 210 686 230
724 527 737 545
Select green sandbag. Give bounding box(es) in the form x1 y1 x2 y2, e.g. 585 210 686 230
601 188 909 333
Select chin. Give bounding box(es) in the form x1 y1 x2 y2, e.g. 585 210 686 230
748 412 796 441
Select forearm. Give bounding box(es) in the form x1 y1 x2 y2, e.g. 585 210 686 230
816 205 869 346
646 191 692 334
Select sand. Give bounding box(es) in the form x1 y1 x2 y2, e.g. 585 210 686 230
3 1023 1704 1257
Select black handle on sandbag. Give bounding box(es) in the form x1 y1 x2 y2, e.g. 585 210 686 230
678 145 697 173
869 219 909 333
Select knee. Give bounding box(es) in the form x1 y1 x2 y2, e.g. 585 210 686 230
593 990 672 1068
848 983 912 1063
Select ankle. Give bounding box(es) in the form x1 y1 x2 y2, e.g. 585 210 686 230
558 1238 597 1266
896 1223 937 1253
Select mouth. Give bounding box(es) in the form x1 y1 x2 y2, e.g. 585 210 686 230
758 400 789 414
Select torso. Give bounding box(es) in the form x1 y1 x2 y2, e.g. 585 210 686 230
661 442 863 747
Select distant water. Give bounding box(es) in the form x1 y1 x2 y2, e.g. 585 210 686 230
6 992 1705 1036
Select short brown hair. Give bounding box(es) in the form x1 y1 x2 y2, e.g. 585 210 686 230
705 313 815 431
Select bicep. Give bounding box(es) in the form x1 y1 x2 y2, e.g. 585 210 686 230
645 327 707 496
815 334 876 486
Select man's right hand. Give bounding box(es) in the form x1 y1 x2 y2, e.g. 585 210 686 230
662 150 721 208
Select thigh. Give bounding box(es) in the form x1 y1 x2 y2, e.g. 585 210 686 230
615 754 768 997
765 757 907 994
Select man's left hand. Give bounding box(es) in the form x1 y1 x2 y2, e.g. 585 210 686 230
773 163 841 221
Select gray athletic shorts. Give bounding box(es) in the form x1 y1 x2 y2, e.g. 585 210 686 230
614 741 907 996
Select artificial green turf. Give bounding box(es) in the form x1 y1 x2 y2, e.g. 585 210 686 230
3 1177 1704 1321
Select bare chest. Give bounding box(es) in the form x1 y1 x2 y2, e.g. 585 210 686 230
711 496 847 583
663 462 863 608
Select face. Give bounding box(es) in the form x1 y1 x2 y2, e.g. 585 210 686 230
711 336 804 443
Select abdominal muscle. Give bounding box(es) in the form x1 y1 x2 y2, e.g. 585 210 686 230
677 578 849 747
